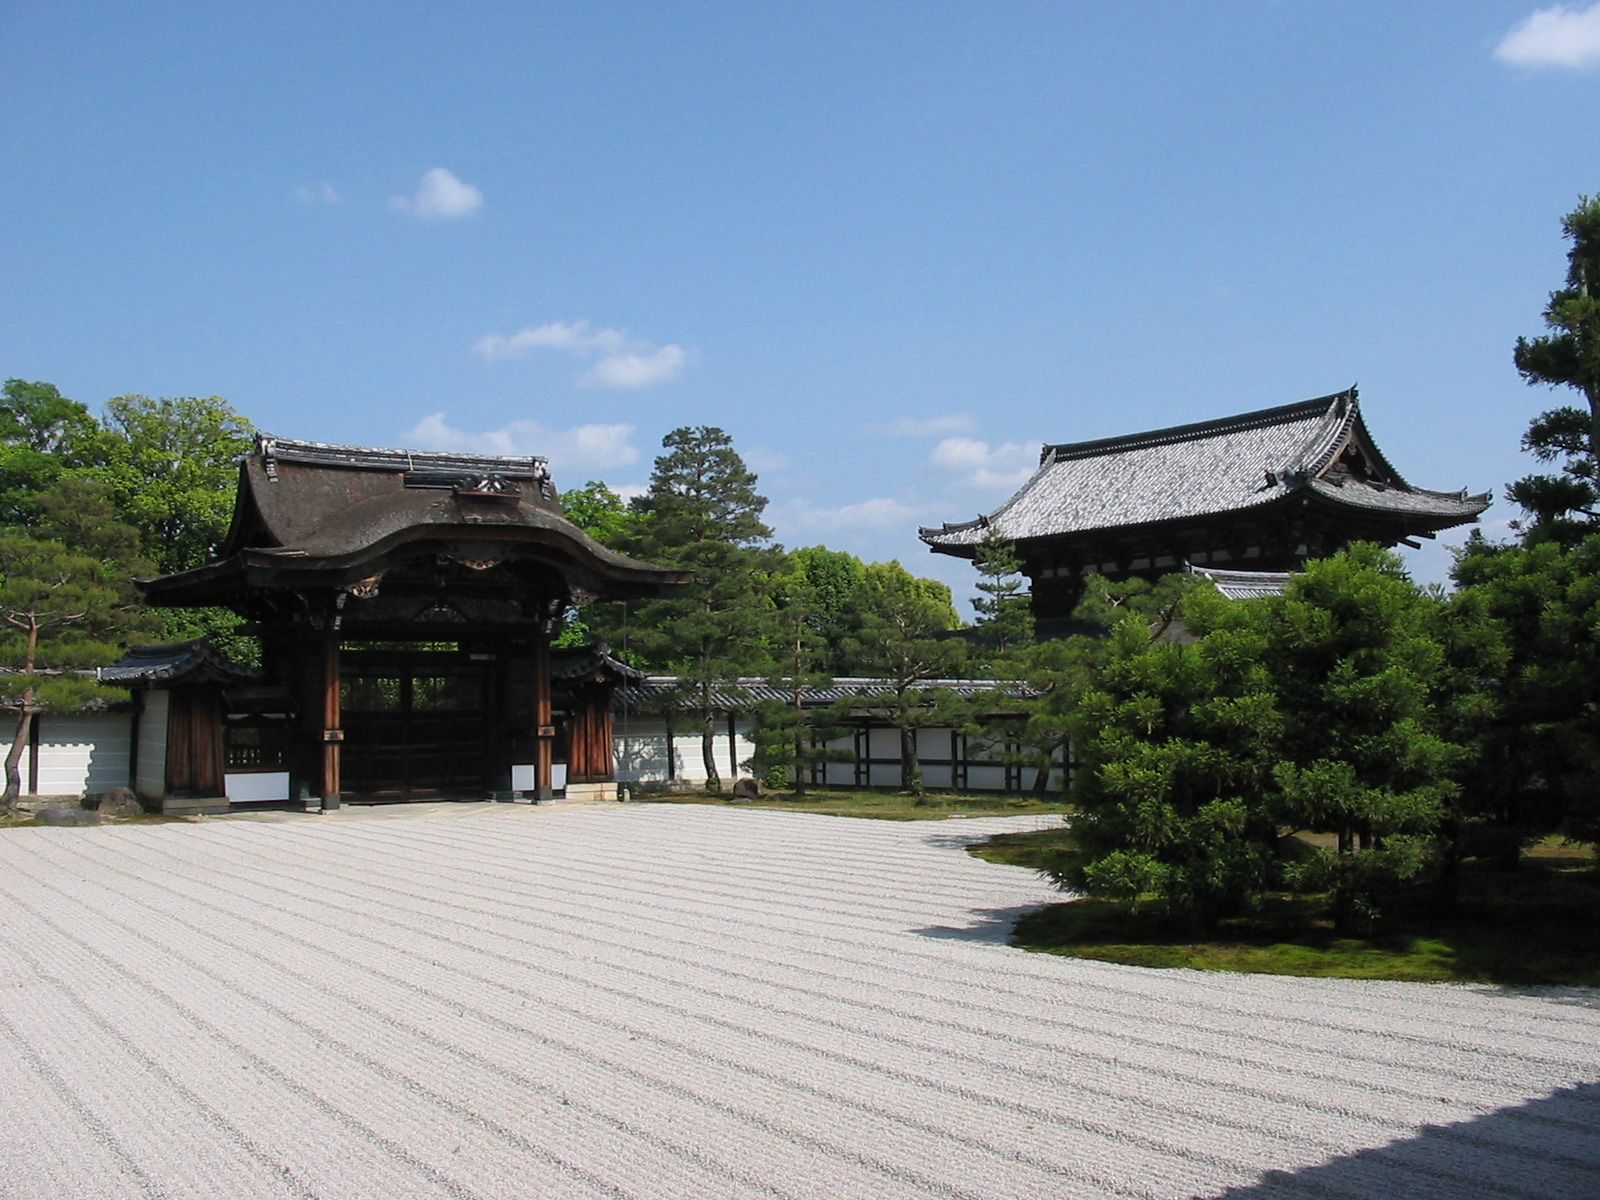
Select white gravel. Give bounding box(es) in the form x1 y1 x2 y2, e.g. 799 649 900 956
0 803 1596 1200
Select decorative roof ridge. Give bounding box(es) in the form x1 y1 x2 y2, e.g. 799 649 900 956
1284 387 1359 480
256 434 551 481
1040 389 1354 464
917 515 986 537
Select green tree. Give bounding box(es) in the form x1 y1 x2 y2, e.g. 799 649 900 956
623 427 780 790
555 480 639 649
0 380 108 527
790 545 867 675
1061 550 1470 935
100 394 256 575
0 532 133 807
844 561 966 790
559 479 638 547
1065 592 1283 932
1263 548 1465 933
1451 534 1600 853
970 531 1033 667
1511 195 1600 533
747 556 851 793
98 394 257 658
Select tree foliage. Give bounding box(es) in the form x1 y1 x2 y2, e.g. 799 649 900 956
1510 195 1600 534
621 427 781 790
1451 534 1600 851
1062 548 1472 935
0 517 146 806
0 379 108 527
100 394 256 575
844 561 965 790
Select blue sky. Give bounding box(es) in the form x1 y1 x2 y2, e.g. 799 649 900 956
5 2 1600 610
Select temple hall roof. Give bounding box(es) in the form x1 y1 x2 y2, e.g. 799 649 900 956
920 389 1490 556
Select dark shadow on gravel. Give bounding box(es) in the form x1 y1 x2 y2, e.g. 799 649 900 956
916 818 1067 853
1201 1081 1600 1200
910 905 1043 944
1469 985 1600 1011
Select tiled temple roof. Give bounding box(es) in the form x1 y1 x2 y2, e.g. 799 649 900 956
921 389 1489 553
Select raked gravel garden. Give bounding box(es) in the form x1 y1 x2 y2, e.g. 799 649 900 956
0 802 1597 1200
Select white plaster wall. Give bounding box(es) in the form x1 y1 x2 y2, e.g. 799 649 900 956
615 717 758 785
0 713 132 797
615 718 675 784
620 716 1061 794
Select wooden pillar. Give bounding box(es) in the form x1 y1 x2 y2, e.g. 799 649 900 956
321 626 342 810
533 627 554 801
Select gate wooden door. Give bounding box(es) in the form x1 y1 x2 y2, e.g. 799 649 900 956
339 647 491 800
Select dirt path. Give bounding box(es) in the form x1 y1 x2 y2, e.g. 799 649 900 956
0 805 1595 1198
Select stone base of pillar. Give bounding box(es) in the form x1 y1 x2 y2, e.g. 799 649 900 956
561 782 620 803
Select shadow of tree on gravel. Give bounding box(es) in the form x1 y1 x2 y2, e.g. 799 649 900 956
1471 984 1600 1012
910 905 1045 944
1202 1081 1600 1200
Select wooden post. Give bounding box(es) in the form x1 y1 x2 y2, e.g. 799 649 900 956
533 626 554 802
321 626 342 810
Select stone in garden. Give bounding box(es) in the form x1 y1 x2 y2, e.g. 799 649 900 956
730 777 760 802
34 807 102 826
97 787 143 817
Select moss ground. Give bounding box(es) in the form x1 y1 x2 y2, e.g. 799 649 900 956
973 827 1600 987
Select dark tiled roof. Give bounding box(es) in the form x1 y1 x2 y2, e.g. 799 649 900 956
98 639 262 686
921 389 1489 550
551 643 646 683
615 676 1008 713
142 434 689 605
256 436 551 481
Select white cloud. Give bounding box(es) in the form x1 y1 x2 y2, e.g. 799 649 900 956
399 413 640 473
771 495 926 536
927 437 1036 491
1495 3 1600 67
741 446 790 475
583 345 687 389
390 167 483 220
871 414 975 438
474 320 692 389
295 182 340 205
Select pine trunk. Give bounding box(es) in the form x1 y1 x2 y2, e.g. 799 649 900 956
3 704 32 809
900 724 920 791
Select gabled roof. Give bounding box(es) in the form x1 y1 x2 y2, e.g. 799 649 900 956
920 389 1490 554
98 639 262 687
142 435 689 606
551 643 646 684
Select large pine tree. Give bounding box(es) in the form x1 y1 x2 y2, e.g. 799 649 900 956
623 427 780 791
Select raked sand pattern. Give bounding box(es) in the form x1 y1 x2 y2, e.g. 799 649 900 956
0 804 1597 1200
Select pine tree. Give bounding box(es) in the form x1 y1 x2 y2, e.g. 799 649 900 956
624 427 780 791
1511 196 1600 534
